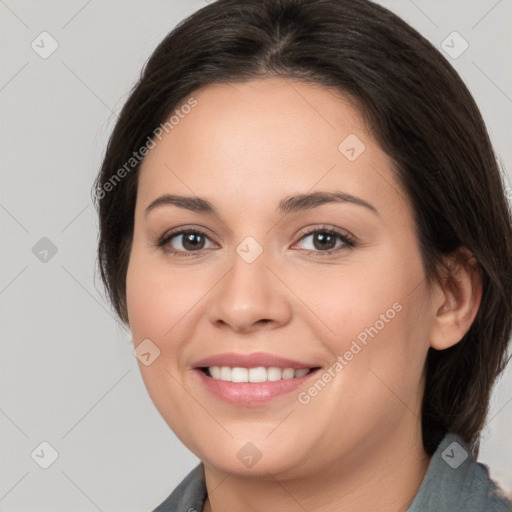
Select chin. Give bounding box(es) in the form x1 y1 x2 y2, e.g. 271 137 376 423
192 435 313 479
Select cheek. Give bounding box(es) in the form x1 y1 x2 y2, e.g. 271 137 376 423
291 247 414 344
126 247 202 343
307 244 429 399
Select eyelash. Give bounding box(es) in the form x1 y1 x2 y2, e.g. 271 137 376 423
156 225 356 258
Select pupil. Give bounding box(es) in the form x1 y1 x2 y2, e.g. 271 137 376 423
315 232 335 250
183 232 204 251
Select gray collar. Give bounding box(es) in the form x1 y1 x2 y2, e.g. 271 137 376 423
407 432 511 511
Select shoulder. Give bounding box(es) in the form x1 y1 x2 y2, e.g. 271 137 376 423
151 463 207 512
408 433 512 512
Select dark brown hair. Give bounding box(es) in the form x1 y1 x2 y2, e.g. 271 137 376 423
92 0 512 457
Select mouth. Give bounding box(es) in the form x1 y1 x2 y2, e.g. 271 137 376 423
191 352 322 406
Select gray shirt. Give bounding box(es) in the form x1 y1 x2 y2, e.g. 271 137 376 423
152 433 512 511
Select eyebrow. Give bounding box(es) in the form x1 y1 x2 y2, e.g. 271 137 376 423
144 190 379 217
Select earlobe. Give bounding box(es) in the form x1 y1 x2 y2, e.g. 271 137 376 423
429 248 483 351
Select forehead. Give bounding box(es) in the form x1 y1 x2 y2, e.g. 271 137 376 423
137 78 407 221
142 78 368 170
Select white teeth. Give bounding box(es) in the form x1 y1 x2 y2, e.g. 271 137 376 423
281 368 295 379
206 366 312 382
231 367 248 383
210 366 221 379
248 367 267 383
267 367 282 381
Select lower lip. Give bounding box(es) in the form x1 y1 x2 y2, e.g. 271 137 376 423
193 368 320 406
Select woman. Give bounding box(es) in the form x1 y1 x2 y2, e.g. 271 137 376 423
93 0 512 510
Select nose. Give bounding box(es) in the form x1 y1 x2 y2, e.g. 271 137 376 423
207 246 292 334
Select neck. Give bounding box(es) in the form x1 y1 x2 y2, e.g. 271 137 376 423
202 422 431 512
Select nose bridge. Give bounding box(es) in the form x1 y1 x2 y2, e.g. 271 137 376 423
207 234 291 332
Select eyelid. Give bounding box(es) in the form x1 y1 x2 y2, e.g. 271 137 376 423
294 224 354 242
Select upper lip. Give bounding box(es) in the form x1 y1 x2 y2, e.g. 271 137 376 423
192 352 319 370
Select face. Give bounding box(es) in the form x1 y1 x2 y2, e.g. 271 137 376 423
126 78 433 479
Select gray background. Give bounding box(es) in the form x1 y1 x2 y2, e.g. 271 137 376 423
1 0 511 510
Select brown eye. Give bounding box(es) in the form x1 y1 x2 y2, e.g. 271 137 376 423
178 231 207 251
158 229 215 256
295 227 355 255
309 231 338 251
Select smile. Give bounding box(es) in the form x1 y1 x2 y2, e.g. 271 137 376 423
191 352 322 406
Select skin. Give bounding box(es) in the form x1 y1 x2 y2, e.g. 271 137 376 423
125 78 482 512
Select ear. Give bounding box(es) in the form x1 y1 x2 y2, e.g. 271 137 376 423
429 247 483 350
